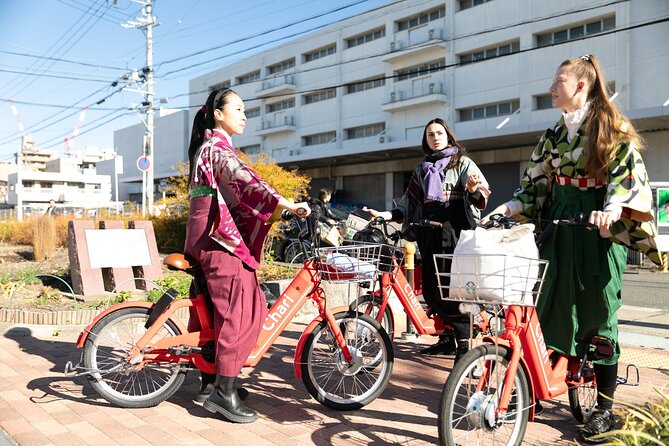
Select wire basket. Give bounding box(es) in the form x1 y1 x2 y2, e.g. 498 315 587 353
315 243 384 283
433 254 549 307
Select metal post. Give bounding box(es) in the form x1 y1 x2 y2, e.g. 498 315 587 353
400 242 419 341
145 0 154 216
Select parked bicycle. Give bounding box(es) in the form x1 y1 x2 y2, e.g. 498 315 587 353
66 211 393 411
349 217 496 347
435 215 639 445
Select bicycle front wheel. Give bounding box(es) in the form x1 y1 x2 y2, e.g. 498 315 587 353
438 344 529 446
301 311 393 410
568 373 597 423
82 307 187 408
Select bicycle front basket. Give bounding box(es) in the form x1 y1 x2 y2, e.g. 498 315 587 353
315 243 382 283
433 253 549 306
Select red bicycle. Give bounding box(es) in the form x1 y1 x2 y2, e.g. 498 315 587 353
436 216 638 445
66 212 393 411
349 217 495 344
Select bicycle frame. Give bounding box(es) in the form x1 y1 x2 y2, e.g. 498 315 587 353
76 258 353 377
480 304 591 419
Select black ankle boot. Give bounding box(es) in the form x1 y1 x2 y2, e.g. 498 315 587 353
203 376 257 423
195 372 249 403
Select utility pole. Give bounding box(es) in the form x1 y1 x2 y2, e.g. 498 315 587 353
121 0 156 217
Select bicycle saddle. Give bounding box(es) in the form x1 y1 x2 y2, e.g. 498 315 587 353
164 253 195 271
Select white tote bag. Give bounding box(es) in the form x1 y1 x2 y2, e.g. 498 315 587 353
448 224 541 305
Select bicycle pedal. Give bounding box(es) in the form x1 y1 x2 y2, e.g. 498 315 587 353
616 364 640 387
168 345 200 356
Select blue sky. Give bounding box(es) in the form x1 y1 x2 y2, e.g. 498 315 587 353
0 0 390 161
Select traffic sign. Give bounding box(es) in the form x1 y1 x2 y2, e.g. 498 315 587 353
137 156 151 172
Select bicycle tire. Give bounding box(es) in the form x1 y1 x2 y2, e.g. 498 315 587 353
301 311 393 410
349 293 395 340
82 307 187 408
438 344 529 446
568 375 598 423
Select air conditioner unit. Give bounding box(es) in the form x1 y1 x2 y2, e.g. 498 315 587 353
390 92 395 101
379 136 390 143
429 83 434 93
390 42 395 51
429 29 434 39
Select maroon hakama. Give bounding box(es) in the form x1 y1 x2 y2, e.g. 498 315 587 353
185 196 268 376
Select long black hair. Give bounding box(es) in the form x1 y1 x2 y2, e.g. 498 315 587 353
421 118 466 167
187 88 235 184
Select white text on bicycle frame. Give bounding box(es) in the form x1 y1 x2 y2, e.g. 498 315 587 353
264 295 295 331
403 283 422 313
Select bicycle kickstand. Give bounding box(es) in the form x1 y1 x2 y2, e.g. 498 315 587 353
616 364 640 387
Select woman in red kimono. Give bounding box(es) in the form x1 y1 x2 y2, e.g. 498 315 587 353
184 88 310 423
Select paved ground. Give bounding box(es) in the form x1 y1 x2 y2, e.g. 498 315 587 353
0 316 667 446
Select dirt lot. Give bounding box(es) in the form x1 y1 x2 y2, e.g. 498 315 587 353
0 243 159 312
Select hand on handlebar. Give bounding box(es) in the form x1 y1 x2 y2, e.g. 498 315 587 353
588 209 619 237
293 202 311 218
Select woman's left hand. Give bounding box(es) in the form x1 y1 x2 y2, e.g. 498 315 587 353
588 210 618 237
466 173 481 193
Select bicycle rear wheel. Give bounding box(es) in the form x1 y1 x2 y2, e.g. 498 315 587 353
82 307 187 408
301 311 393 410
438 344 529 446
568 373 598 423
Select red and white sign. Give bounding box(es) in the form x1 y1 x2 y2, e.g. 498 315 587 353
137 156 151 172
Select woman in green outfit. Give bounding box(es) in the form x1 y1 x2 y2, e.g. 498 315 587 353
485 54 661 443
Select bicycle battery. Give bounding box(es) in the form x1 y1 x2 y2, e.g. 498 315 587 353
145 288 179 329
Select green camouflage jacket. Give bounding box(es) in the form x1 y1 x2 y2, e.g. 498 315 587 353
510 117 662 266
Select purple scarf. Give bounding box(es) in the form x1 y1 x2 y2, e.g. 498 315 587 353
422 147 458 202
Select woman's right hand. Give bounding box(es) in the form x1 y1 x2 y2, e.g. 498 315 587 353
481 204 510 225
363 207 393 221
293 202 311 217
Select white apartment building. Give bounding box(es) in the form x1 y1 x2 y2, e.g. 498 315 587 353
183 0 668 211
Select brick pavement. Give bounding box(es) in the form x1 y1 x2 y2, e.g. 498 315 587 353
0 321 667 446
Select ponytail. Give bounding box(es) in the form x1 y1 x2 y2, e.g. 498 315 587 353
561 55 644 179
187 88 235 185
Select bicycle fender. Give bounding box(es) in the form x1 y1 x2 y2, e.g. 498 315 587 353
75 302 155 348
293 305 349 378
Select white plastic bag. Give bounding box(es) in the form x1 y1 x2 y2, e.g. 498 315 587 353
448 224 540 305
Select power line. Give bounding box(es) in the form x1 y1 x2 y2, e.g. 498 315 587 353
0 49 127 71
0 67 118 83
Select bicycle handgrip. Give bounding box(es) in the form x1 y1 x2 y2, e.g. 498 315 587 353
422 219 443 229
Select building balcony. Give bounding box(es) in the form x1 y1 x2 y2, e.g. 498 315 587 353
256 75 297 98
381 82 447 112
382 28 448 63
256 114 296 136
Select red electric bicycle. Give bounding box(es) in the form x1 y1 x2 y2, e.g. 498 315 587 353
66 211 393 411
349 217 496 344
436 216 639 445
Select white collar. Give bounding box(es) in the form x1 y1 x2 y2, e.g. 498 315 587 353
562 101 591 142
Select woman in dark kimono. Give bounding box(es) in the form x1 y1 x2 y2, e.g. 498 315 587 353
485 55 661 443
184 88 310 423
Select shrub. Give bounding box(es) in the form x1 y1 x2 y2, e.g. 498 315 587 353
146 272 191 302
596 386 669 445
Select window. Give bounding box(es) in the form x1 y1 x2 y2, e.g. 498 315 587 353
459 100 519 122
266 98 295 113
535 94 553 110
303 131 336 146
236 70 260 85
345 123 385 140
397 6 445 31
303 89 336 105
304 44 336 62
396 59 444 81
267 58 295 75
240 145 261 155
245 107 260 118
345 77 385 94
536 15 615 47
459 0 492 11
346 27 385 48
459 41 519 64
